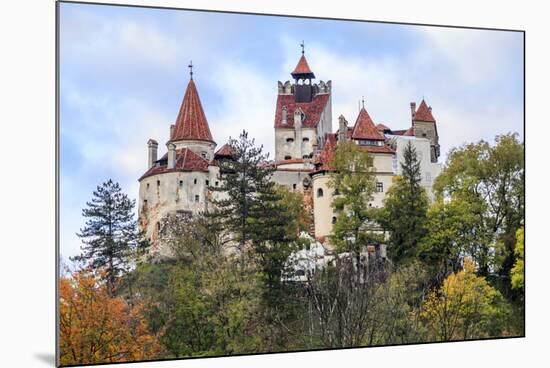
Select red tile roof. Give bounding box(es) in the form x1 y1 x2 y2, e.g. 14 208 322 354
274 93 330 129
139 148 209 180
358 144 395 154
171 79 215 143
291 55 315 78
214 143 234 158
392 127 415 136
312 133 337 172
376 123 390 131
414 99 436 122
351 108 385 141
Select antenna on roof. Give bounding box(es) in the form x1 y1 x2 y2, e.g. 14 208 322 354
362 96 365 109
188 60 193 80
300 40 305 55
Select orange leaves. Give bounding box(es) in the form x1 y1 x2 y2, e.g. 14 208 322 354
59 271 162 365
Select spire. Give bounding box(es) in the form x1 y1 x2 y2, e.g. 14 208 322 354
351 106 385 141
291 43 315 79
414 99 436 122
188 60 193 80
171 77 214 143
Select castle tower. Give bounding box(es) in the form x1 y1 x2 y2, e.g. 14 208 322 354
138 66 219 255
411 99 440 163
274 46 332 164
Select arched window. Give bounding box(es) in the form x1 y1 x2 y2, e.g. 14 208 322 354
317 188 324 198
303 137 310 142
286 137 294 143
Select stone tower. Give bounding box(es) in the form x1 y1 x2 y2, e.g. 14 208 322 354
410 99 440 163
274 49 332 163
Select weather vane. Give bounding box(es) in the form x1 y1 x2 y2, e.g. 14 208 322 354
362 96 365 109
188 60 193 79
300 40 305 55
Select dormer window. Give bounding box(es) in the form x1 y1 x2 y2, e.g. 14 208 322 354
201 151 208 159
286 138 294 143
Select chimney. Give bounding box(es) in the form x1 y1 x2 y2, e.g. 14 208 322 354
167 143 176 169
338 115 348 144
169 124 175 139
282 106 287 125
410 102 416 120
147 139 158 168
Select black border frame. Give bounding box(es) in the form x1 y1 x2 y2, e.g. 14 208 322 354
55 1 526 366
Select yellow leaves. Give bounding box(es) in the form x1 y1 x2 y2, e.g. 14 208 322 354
420 258 507 341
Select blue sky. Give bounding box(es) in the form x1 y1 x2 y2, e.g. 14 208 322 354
59 2 523 261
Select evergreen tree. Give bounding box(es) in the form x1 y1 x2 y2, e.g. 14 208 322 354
72 179 146 295
380 141 429 265
208 130 297 288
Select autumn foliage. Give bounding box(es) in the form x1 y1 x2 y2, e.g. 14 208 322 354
59 270 163 365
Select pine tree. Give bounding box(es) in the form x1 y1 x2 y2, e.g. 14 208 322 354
380 141 429 265
208 130 297 288
71 179 146 295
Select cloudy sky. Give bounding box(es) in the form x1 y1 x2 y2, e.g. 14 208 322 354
59 2 523 261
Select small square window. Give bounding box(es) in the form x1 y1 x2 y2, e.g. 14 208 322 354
215 181 219 187
157 180 160 186
292 184 297 190
179 180 183 187
206 180 209 186
195 195 200 202
376 182 383 193
146 183 150 189
193 178 197 185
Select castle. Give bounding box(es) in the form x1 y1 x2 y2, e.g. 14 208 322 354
138 50 442 255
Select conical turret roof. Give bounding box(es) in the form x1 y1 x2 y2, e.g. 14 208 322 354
171 79 214 143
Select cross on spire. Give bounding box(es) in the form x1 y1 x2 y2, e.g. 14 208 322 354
300 40 305 55
361 96 365 109
188 60 193 79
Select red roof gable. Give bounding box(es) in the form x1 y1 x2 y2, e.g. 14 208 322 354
171 79 215 143
291 55 315 78
414 99 436 122
312 133 337 172
351 108 385 141
214 143 234 158
139 148 209 180
274 93 330 129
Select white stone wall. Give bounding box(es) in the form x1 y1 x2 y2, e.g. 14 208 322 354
171 139 216 161
138 165 222 255
389 135 442 199
311 173 336 241
272 169 312 193
275 128 318 161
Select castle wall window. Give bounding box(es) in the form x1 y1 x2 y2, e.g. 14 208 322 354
317 188 324 198
376 182 383 193
286 138 294 143
195 195 200 202
284 155 292 160
179 180 183 187
206 180 209 186
193 178 197 185
157 180 160 186
143 199 148 206
425 172 431 182
303 137 309 142
146 183 150 190
332 216 337 224
292 183 297 190
215 181 219 187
